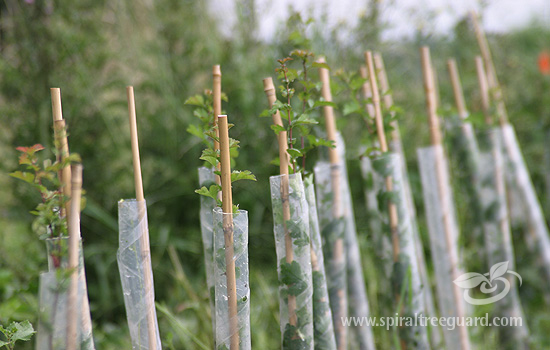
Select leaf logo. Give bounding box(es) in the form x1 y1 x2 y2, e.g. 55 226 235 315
453 261 521 305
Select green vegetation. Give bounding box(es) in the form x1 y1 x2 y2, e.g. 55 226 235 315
1 1 549 349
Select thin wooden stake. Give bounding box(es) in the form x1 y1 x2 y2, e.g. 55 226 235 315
127 86 158 350
447 59 469 120
218 115 239 350
213 65 223 199
262 77 297 325
475 56 492 125
421 47 470 350
359 66 376 119
373 52 401 143
317 56 346 350
51 88 72 221
66 164 82 350
366 50 400 265
470 11 508 125
263 77 289 176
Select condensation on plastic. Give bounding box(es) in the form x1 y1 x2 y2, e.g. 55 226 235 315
371 153 430 349
213 207 251 350
314 162 348 349
304 178 337 350
198 166 217 334
477 129 529 347
36 271 83 350
270 173 313 349
417 145 469 350
501 124 550 281
117 199 161 350
44 237 95 350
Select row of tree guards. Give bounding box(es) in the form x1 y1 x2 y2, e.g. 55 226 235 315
30 11 547 350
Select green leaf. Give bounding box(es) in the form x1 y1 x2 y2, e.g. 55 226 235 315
187 124 205 140
270 124 286 135
184 95 205 107
10 320 35 342
195 185 220 200
312 100 338 109
286 148 303 159
231 170 256 182
10 171 35 183
312 61 330 70
280 260 307 296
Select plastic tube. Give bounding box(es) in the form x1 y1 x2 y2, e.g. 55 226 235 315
198 166 217 334
501 124 550 281
335 133 376 350
213 208 251 350
417 145 470 350
314 162 347 349
477 129 529 348
270 173 314 349
371 153 430 348
36 271 83 350
117 199 161 350
43 237 95 350
304 176 337 350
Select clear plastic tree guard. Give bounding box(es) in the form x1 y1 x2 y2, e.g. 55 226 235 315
198 166 217 334
370 152 431 349
270 173 314 349
334 133 376 350
36 271 84 350
314 161 348 349
117 199 161 350
39 237 95 350
213 207 251 350
304 176 337 350
501 124 550 281
418 145 471 350
477 129 529 347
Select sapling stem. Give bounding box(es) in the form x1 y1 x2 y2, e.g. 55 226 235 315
127 86 158 350
421 47 470 350
218 115 240 350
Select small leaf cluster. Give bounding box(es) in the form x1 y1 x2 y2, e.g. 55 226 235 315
187 90 256 212
0 320 35 349
261 51 335 174
185 90 228 149
10 143 82 239
334 69 402 156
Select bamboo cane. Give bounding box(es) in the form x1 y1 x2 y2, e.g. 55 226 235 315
375 51 443 349
51 88 72 221
447 59 469 120
365 51 400 263
421 47 470 350
262 78 298 326
475 56 492 125
66 164 82 350
127 86 158 350
213 65 223 200
218 115 239 350
318 56 346 350
359 66 376 119
469 11 508 125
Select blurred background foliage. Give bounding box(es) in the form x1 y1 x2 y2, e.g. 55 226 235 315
0 0 549 348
